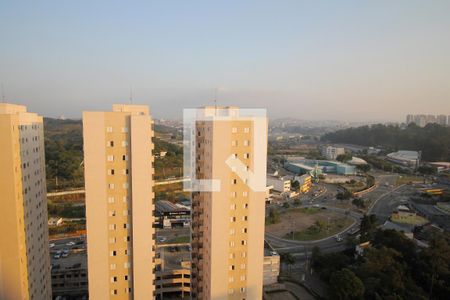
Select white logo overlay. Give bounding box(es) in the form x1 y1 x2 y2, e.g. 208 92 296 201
183 107 267 192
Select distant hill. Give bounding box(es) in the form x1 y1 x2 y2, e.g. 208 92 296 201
322 123 450 162
44 118 183 191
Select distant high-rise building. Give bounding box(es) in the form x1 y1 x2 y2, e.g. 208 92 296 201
190 106 267 299
83 104 156 299
437 115 447 126
406 114 414 125
0 103 52 300
405 114 449 127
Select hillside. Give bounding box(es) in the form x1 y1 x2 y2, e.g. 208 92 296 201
322 123 450 161
44 118 183 191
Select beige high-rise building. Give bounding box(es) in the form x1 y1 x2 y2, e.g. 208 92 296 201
83 104 156 299
190 106 267 300
0 103 52 300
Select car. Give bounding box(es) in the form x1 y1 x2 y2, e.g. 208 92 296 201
63 249 69 254
66 241 76 246
53 253 61 259
49 243 55 248
313 204 320 208
335 235 343 242
56 250 62 255
62 252 69 258
156 237 167 243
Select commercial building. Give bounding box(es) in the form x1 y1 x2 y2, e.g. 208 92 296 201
320 145 345 160
155 200 190 228
386 150 420 169
294 174 312 193
285 158 356 176
266 175 291 193
190 106 267 299
263 249 280 286
83 104 156 299
0 103 52 300
155 245 191 299
51 253 88 299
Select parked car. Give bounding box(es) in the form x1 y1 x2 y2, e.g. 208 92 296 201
49 243 55 248
54 253 61 259
66 241 76 246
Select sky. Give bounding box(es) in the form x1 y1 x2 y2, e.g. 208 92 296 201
0 0 449 121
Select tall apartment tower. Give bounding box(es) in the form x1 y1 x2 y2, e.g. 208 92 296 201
83 104 156 299
190 106 267 300
0 103 52 300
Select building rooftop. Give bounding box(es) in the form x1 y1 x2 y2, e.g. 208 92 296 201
156 200 190 214
387 150 420 161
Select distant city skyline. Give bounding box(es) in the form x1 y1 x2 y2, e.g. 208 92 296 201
1 1 449 121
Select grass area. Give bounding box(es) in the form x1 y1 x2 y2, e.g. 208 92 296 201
154 182 189 201
396 175 423 186
341 181 366 193
391 214 428 225
167 236 190 244
290 207 321 215
284 217 353 241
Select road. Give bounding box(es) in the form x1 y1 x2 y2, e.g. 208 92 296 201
265 172 403 257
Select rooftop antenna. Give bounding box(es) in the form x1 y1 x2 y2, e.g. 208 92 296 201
129 86 133 104
214 87 218 110
1 82 5 103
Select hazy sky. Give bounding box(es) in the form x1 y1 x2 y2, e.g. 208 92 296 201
1 1 449 121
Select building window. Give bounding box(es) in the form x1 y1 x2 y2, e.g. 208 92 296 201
106 127 113 133
108 141 114 147
244 127 250 133
122 141 128 147
122 127 129 133
231 140 237 146
241 240 246 246
230 265 235 271
108 169 115 175
107 155 114 162
108 183 115 190
242 228 247 234
232 127 238 133
229 277 234 283
108 197 115 204
240 275 246 281
243 140 250 146
110 264 116 270
230 204 236 210
111 276 117 282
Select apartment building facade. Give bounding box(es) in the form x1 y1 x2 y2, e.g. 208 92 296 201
0 103 52 300
190 107 267 300
83 104 156 299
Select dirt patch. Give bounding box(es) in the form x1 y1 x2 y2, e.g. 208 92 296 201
266 207 351 237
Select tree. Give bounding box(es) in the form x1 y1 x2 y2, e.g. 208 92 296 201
280 253 296 274
360 214 377 242
291 180 300 191
337 190 353 200
337 153 353 163
267 208 280 224
352 198 365 208
356 164 371 173
328 268 365 300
